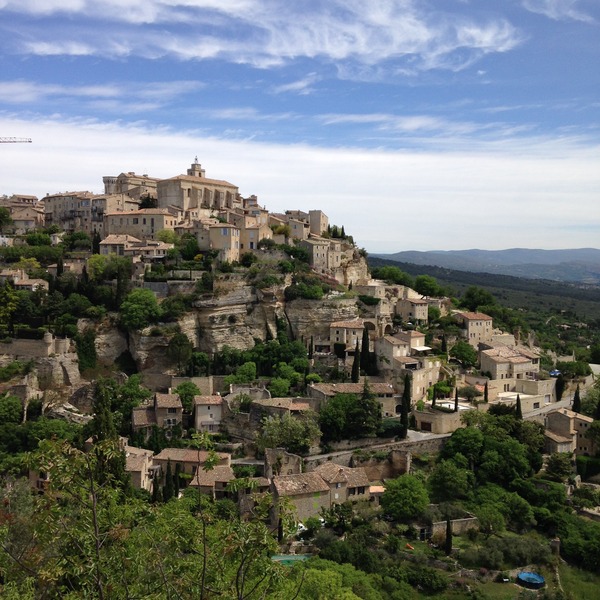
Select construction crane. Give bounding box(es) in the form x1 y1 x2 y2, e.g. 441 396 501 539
0 137 32 143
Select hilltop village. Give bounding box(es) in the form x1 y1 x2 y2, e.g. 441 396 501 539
1 160 600 598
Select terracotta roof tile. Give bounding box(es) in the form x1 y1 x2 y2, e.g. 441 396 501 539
272 472 329 496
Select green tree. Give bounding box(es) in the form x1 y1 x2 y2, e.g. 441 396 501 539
167 332 193 374
428 459 473 502
445 517 453 555
0 394 23 424
414 274 445 297
450 340 478 369
174 381 201 412
163 458 174 501
545 452 573 482
381 474 429 522
0 281 18 334
0 206 12 232
119 288 162 330
515 394 523 420
460 286 497 312
400 374 411 439
258 413 320 455
573 384 581 412
476 505 506 538
351 340 360 383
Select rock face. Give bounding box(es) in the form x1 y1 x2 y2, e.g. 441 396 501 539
285 298 360 342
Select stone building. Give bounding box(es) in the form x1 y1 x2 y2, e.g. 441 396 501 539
157 160 241 215
455 311 494 347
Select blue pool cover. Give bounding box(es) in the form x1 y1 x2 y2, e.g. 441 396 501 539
517 572 545 589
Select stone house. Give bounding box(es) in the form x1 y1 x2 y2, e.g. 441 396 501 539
103 171 160 200
208 222 241 263
189 465 236 499
132 392 184 439
193 394 223 432
396 298 429 325
329 318 365 353
10 205 44 233
271 472 331 523
153 448 231 484
479 343 540 386
99 234 142 256
104 208 177 240
413 404 473 434
545 408 596 456
307 381 398 417
125 445 155 492
455 311 494 348
313 462 370 503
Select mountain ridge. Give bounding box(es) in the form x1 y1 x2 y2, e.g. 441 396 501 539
372 248 600 284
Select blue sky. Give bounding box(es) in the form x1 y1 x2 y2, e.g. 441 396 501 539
1 0 599 252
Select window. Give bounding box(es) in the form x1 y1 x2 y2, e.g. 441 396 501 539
533 402 540 409
133 218 138 224
167 407 177 414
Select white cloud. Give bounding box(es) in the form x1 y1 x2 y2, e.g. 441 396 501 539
3 1 524 79
1 114 598 252
0 79 204 110
271 74 319 95
521 0 596 23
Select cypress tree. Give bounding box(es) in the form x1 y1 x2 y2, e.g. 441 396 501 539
174 462 181 498
400 375 411 439
351 340 360 383
484 381 489 403
163 459 174 502
341 225 346 239
515 394 523 420
555 374 565 401
572 385 581 413
308 335 314 359
445 518 453 556
360 328 370 373
151 472 162 504
441 335 447 354
594 397 600 421
454 388 459 412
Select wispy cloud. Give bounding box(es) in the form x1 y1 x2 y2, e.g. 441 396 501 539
521 0 596 23
0 79 204 109
2 1 524 80
271 74 319 95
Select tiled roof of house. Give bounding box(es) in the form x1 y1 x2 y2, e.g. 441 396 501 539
383 336 409 346
193 395 223 406
155 393 183 409
189 465 235 487
457 311 493 321
154 448 230 464
314 463 370 488
125 454 148 473
132 406 157 428
330 319 364 329
105 208 173 216
393 356 420 365
100 234 142 244
160 174 238 188
272 472 330 496
544 431 573 444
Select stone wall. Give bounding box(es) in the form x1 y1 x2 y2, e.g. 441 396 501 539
0 334 72 359
431 516 479 537
303 436 448 474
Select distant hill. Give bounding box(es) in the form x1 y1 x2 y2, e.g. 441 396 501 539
372 248 600 284
367 255 600 321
